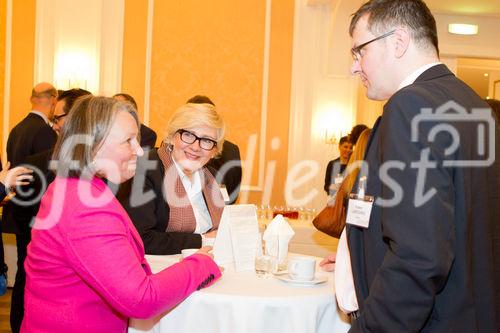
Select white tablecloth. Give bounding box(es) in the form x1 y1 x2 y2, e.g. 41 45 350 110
129 254 351 333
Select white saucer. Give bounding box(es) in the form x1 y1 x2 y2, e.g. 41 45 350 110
275 274 328 286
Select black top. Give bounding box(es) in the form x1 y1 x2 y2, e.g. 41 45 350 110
347 64 499 332
140 124 157 148
117 149 202 254
206 140 242 204
324 157 346 194
3 113 57 234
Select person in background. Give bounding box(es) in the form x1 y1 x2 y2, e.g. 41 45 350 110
51 88 92 134
0 162 33 296
337 0 499 331
320 129 371 314
2 82 58 333
118 102 225 254
16 89 93 232
22 96 221 332
113 93 158 148
324 135 353 195
348 124 368 145
485 98 500 123
187 95 242 204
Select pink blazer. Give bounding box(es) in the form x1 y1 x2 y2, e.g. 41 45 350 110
22 177 221 333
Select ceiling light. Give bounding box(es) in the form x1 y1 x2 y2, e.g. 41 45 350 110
484 73 489 77
448 24 478 35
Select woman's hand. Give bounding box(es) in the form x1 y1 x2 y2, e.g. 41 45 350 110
319 252 336 272
195 246 224 272
195 246 214 258
0 162 33 190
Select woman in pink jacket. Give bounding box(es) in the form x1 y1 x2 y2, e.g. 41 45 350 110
21 96 222 333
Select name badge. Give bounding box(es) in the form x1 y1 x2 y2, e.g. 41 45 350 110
346 193 374 229
220 185 230 203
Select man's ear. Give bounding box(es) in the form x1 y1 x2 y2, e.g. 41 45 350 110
393 28 410 58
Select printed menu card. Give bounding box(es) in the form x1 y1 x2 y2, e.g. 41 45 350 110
213 204 260 271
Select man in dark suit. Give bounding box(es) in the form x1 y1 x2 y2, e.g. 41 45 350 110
333 1 499 331
113 93 158 148
3 82 58 333
17 88 93 227
187 95 242 204
51 88 91 134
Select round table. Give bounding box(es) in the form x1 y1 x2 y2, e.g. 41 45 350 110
128 254 351 333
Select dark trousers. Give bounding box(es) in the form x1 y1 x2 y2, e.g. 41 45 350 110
0 223 7 275
10 232 30 333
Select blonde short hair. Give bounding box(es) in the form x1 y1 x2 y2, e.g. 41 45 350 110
165 103 225 152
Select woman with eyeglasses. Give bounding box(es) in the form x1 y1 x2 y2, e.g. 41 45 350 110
118 102 225 255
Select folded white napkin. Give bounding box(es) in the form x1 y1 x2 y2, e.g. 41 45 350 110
262 214 295 264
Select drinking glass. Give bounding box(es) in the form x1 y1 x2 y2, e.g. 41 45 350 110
255 255 273 277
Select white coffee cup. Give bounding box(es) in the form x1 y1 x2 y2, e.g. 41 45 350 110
181 248 198 258
288 256 316 281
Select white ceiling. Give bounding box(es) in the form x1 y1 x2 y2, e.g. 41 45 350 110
425 0 500 16
424 1 500 98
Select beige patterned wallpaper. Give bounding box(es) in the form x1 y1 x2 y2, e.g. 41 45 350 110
122 0 295 205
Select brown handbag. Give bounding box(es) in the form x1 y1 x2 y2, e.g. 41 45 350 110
312 182 347 238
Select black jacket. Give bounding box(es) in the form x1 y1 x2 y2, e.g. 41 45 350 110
117 149 202 254
348 64 499 332
206 140 242 204
3 113 57 234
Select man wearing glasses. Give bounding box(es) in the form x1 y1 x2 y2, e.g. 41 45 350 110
51 88 91 133
331 0 499 332
3 82 58 333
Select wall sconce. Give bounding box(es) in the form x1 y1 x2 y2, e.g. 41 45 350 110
324 130 344 145
448 23 478 35
55 78 88 90
54 51 94 92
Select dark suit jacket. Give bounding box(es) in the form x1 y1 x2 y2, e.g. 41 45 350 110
348 64 499 332
206 140 242 204
11 149 56 227
117 149 202 254
3 113 57 234
324 157 346 194
140 124 157 148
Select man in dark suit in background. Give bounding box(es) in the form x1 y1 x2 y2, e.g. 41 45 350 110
113 93 158 148
3 82 58 333
332 1 499 332
18 88 93 225
187 95 242 204
51 88 91 134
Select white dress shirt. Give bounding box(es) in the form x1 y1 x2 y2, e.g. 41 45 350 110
397 62 442 90
172 160 213 234
335 228 358 314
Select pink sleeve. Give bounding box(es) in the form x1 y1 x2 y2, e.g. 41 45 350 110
64 209 221 319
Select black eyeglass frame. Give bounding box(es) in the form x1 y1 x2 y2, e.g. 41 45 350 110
51 113 67 124
351 29 396 61
177 129 218 151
